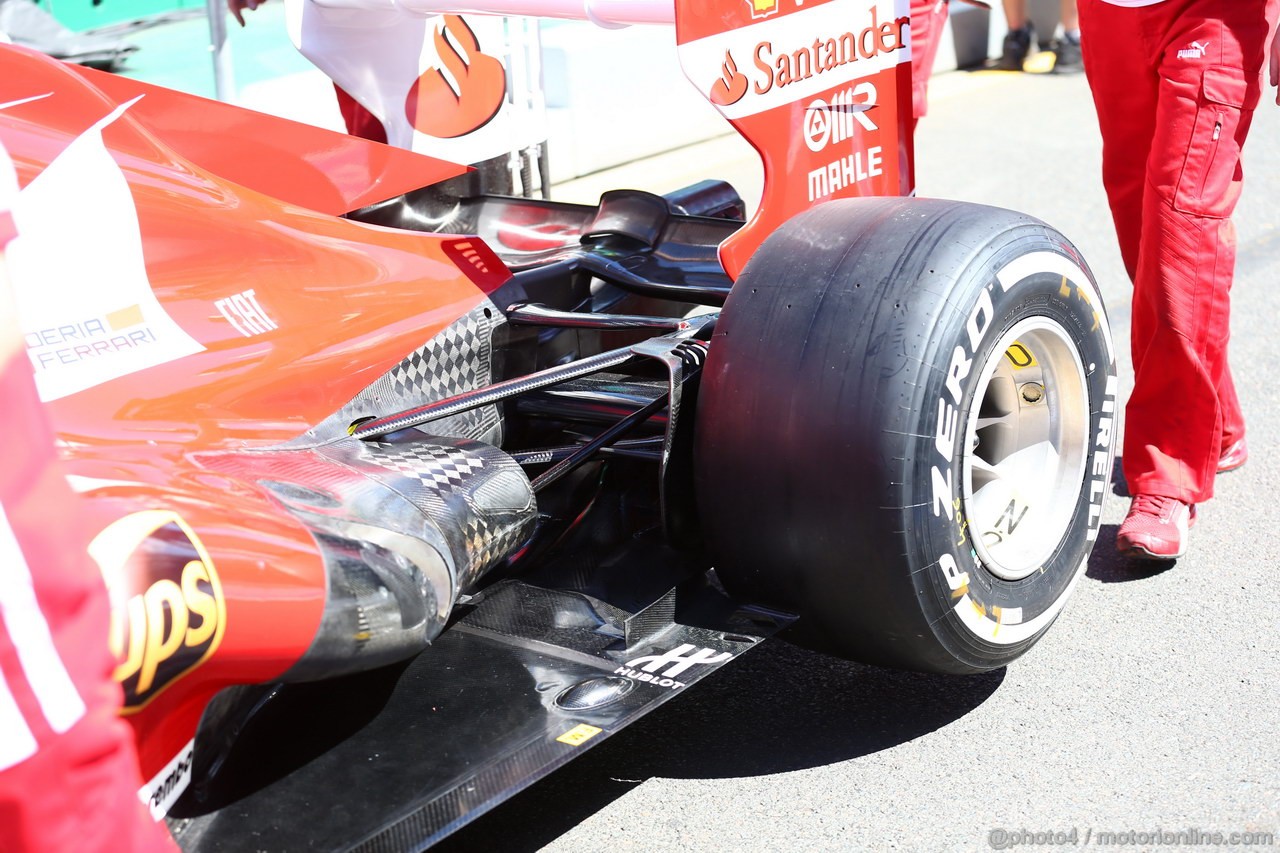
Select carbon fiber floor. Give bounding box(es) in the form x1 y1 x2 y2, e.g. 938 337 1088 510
167 576 788 852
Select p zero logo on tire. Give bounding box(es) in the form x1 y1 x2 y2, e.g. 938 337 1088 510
930 250 1116 647
89 510 226 711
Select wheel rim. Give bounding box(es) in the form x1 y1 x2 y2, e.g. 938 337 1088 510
962 318 1089 581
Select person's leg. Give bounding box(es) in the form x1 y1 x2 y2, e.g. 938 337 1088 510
909 0 950 126
334 84 388 145
1217 367 1247 470
1054 0 1083 72
1003 0 1027 29
1059 0 1078 31
1079 0 1175 556
1123 0 1273 508
1079 0 1157 281
996 0 1032 69
1098 0 1278 558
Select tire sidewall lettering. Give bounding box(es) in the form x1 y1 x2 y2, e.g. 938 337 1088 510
925 247 1116 647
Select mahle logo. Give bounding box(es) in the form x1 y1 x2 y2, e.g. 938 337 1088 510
90 511 226 711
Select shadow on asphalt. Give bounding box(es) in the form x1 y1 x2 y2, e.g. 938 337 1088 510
436 638 1005 852
1090 455 1179 582
1112 455 1129 497
1084 523 1177 583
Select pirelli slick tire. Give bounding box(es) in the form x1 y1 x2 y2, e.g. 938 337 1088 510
695 197 1117 674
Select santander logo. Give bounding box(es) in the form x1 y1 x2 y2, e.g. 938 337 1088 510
704 8 907 105
710 51 750 106
405 15 507 139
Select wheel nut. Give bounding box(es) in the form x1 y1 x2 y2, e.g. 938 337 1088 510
1021 383 1044 404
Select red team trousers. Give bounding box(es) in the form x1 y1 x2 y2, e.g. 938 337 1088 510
910 0 949 123
0 352 171 852
0 212 170 848
1079 0 1278 504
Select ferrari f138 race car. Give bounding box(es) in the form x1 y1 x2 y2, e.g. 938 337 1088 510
0 0 1116 847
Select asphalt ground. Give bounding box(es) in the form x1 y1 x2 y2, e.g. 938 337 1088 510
437 66 1280 852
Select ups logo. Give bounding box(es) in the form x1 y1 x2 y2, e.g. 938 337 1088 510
90 511 226 711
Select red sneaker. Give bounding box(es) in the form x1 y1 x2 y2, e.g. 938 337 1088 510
1218 438 1248 473
1116 495 1196 560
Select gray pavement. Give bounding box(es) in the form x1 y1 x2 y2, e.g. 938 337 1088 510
440 67 1280 852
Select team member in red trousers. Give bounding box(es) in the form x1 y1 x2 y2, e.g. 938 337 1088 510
910 0 950 128
1078 0 1280 559
0 146 172 851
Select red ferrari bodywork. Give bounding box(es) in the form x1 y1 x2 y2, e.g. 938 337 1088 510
1 46 506 793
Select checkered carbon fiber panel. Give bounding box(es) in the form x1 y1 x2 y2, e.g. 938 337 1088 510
347 437 534 591
365 442 488 492
289 300 502 448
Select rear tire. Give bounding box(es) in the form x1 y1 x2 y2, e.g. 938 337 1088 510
695 197 1117 674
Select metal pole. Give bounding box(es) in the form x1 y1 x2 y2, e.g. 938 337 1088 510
350 345 637 440
206 0 236 102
